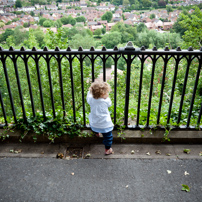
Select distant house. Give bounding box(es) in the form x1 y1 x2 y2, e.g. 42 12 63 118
3 24 16 30
107 22 115 31
62 24 73 28
91 25 103 32
113 17 122 23
163 22 174 30
124 19 133 26
87 21 97 29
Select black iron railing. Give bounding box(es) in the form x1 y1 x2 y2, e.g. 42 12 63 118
0 42 202 129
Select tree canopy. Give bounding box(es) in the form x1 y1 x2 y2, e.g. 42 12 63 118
101 11 113 23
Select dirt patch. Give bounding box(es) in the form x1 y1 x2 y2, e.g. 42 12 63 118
66 147 83 158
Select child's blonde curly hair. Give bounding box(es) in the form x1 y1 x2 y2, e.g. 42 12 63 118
90 80 111 99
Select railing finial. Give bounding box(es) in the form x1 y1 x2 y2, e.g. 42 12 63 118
113 46 118 51
32 47 37 51
90 46 95 51
66 46 71 51
9 46 14 51
140 46 145 51
188 46 193 51
176 46 181 51
20 46 26 51
55 47 60 51
102 46 107 51
43 46 48 51
152 46 158 51
164 46 169 51
78 46 83 51
125 41 135 50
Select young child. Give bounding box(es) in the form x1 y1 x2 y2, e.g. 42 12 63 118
87 80 114 155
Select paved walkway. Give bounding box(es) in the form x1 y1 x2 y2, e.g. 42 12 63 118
0 143 202 202
0 157 202 202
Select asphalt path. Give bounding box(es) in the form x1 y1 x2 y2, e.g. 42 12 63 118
0 158 202 202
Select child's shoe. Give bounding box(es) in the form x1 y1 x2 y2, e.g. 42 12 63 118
105 148 113 155
95 133 102 137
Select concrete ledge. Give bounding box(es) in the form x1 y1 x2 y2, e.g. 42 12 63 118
1 129 202 144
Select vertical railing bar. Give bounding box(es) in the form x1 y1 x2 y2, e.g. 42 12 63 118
0 88 7 126
13 57 27 121
157 56 168 124
57 56 65 119
35 55 46 119
167 55 180 125
187 55 202 127
124 54 132 127
136 56 145 127
103 54 106 81
46 57 55 119
146 55 156 127
113 55 118 125
197 101 202 126
91 55 95 82
2 57 17 123
177 55 191 124
69 55 76 122
80 55 86 126
24 57 36 118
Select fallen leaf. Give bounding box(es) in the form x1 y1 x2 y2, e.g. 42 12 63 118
126 185 129 188
56 153 64 159
41 151 44 154
72 154 78 158
14 151 19 154
182 184 190 192
131 150 135 154
199 152 202 156
85 153 91 158
183 149 191 154
71 172 75 176
9 150 14 153
166 153 171 156
184 171 189 176
17 149 22 153
155 150 161 155
146 152 150 156
167 170 172 174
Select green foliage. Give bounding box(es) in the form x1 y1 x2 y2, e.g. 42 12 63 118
75 16 86 23
61 16 76 26
137 22 147 33
110 22 137 43
101 11 113 22
0 28 14 42
69 34 96 49
23 22 30 28
39 17 47 26
166 5 173 13
43 20 53 27
15 0 22 8
150 13 155 19
54 19 62 28
30 11 35 16
0 112 90 143
172 10 190 37
135 30 182 49
94 28 102 36
179 6 202 49
101 31 122 48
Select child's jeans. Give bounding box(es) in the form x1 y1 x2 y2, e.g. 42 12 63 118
102 131 113 149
